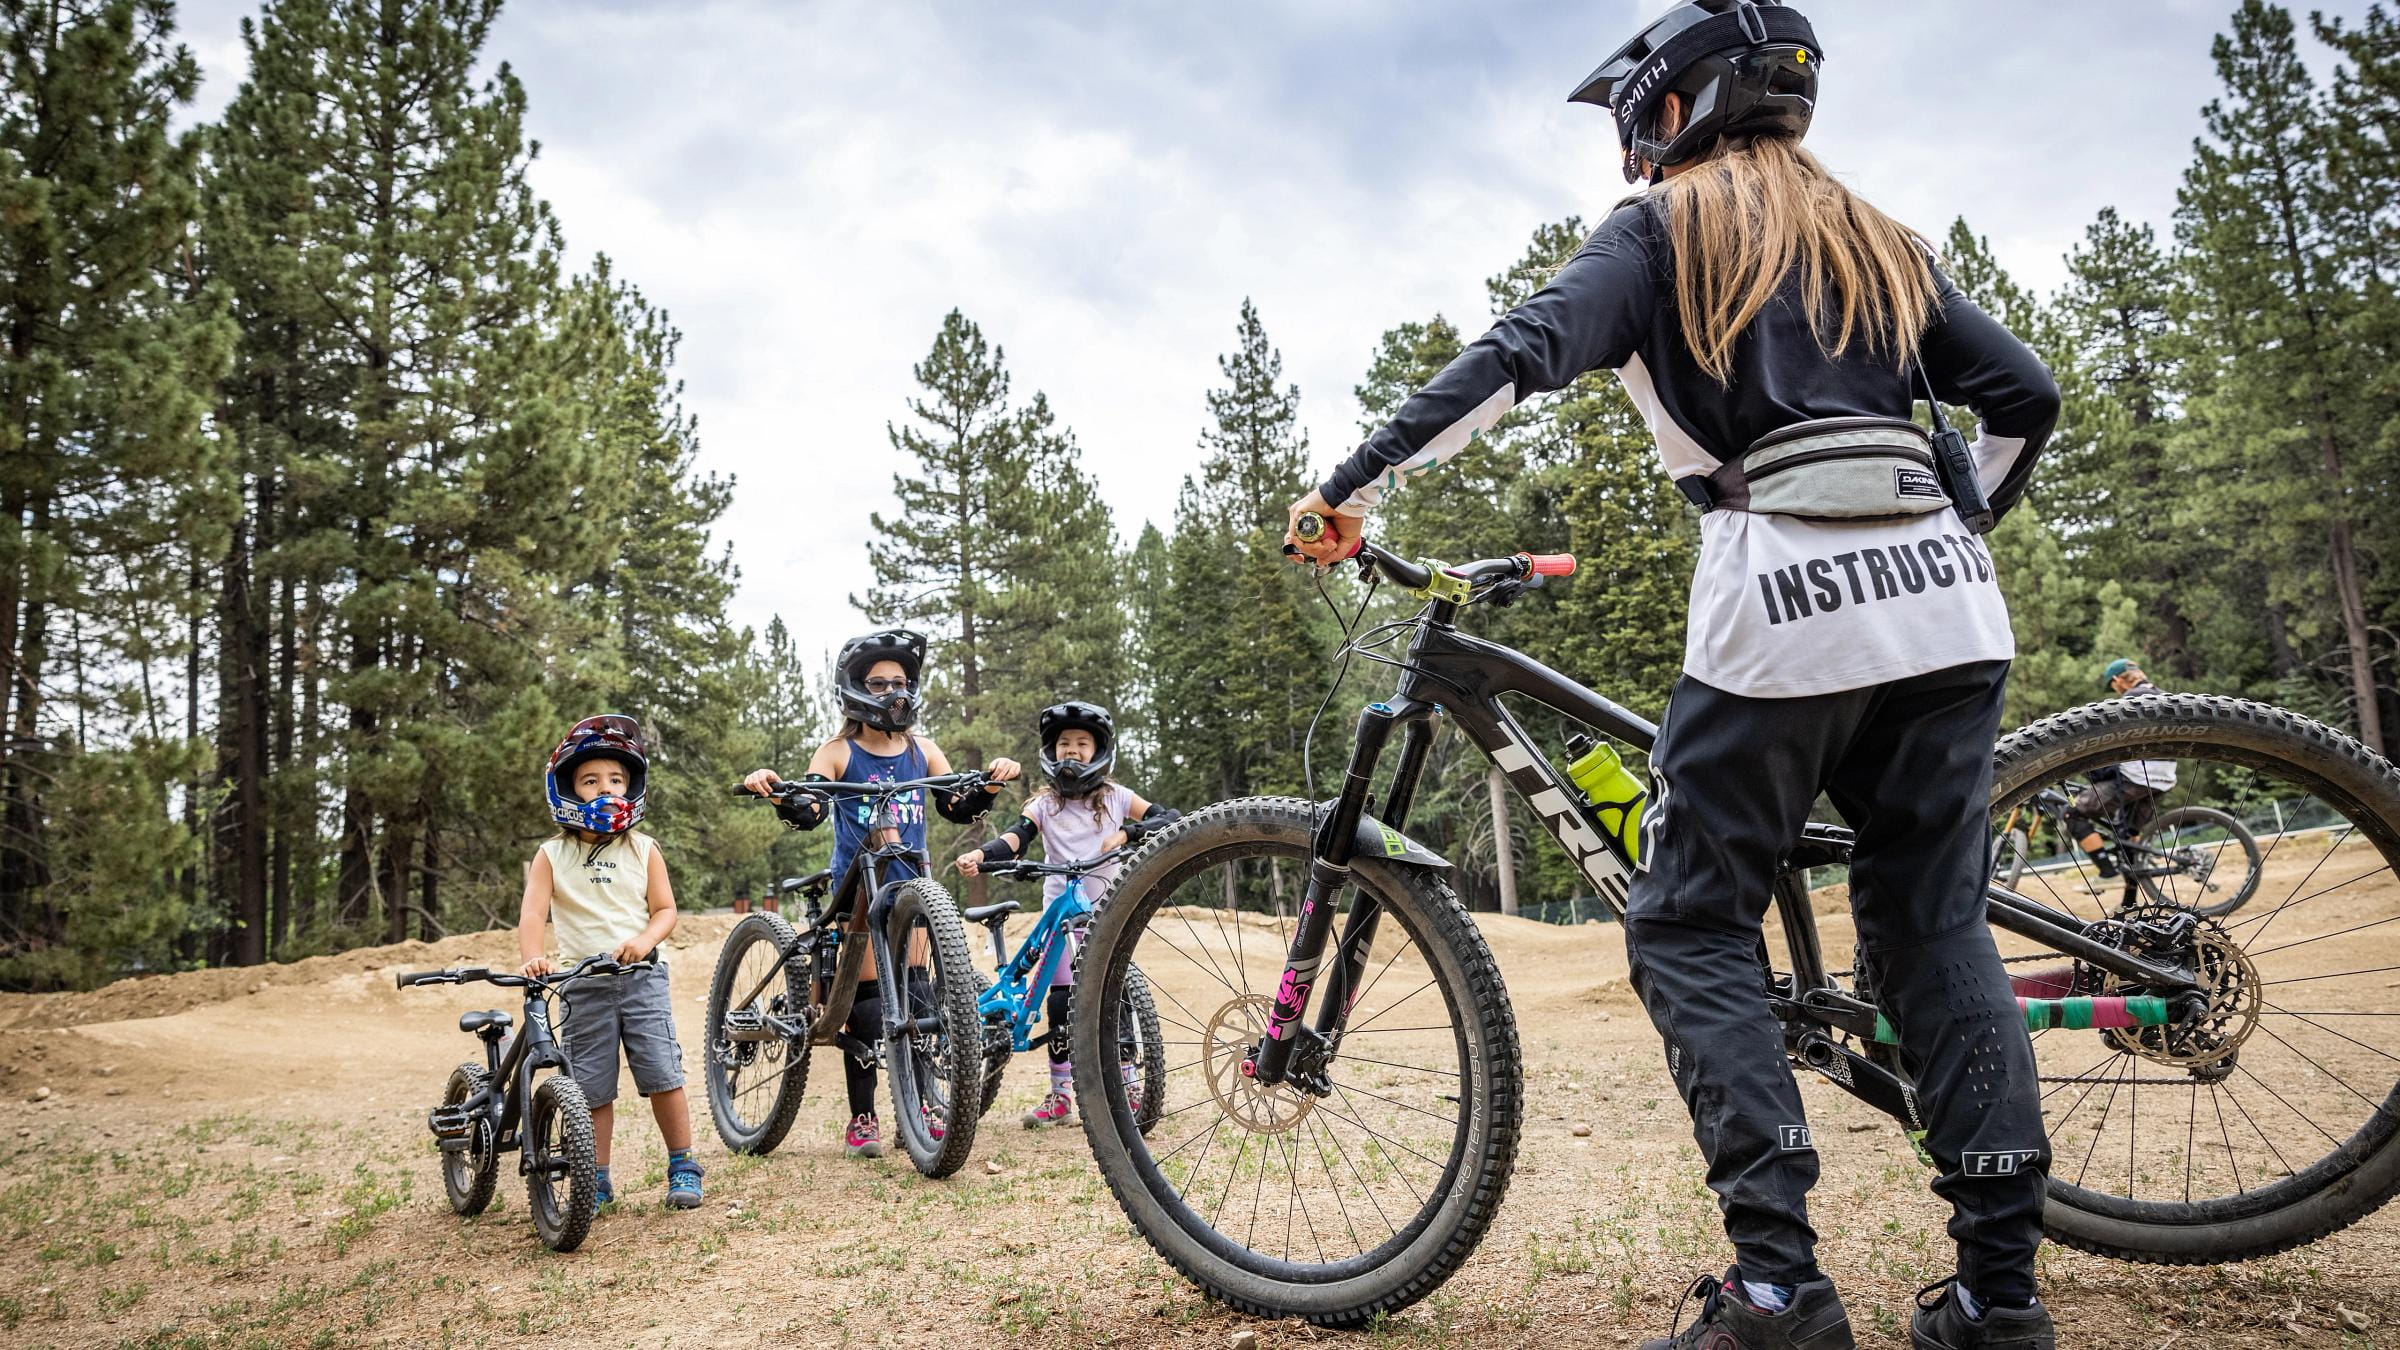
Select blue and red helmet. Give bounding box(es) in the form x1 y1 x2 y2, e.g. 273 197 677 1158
546 713 648 835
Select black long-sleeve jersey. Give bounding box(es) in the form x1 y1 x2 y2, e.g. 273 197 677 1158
1321 194 2062 699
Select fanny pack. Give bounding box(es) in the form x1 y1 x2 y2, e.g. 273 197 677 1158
1676 415 1951 522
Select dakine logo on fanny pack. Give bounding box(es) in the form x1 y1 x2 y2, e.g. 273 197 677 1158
1779 1124 1814 1152
1894 465 1945 499
1962 1149 2044 1176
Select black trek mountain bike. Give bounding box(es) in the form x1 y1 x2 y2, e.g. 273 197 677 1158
705 772 991 1177
1067 523 2400 1327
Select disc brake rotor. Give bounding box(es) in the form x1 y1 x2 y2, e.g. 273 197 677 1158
1204 993 1315 1134
2095 906 2260 1074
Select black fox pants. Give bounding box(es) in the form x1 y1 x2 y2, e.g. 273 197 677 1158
1623 659 2048 1304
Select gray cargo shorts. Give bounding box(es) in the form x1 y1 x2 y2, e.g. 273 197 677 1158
557 961 684 1108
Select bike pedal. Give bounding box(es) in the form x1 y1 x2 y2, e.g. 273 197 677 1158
428 1105 475 1138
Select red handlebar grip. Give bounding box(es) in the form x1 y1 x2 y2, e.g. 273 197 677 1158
1522 553 1577 577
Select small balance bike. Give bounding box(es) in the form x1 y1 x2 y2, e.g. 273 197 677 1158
398 954 654 1251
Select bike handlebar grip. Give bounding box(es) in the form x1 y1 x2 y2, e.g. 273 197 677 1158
1293 512 1362 559
1522 553 1577 577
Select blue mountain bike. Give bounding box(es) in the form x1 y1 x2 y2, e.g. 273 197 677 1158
967 850 1167 1133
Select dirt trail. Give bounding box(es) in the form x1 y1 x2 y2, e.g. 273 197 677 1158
1 870 2394 1348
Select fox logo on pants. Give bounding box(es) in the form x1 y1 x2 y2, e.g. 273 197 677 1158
1962 1149 2044 1176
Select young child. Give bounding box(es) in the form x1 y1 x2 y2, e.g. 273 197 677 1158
953 700 1178 1127
741 628 1019 1159
515 713 703 1210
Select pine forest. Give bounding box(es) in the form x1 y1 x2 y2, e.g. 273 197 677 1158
3 0 2397 988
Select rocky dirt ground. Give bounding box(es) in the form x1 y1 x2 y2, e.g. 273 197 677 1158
0 840 2394 1348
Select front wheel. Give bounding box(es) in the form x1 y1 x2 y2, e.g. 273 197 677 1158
2131 804 2263 918
525 1075 598 1253
1120 963 1167 1135
884 878 985 1177
1069 797 1521 1327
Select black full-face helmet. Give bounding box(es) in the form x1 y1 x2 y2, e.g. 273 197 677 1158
1037 701 1115 799
835 628 927 733
1568 0 1822 183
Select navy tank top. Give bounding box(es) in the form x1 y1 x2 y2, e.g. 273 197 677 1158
827 735 928 888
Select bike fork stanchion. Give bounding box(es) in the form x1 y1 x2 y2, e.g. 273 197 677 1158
1308 715 1432 1048
1251 702 1398 1086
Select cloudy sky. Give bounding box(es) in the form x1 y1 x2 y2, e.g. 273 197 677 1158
169 0 2376 669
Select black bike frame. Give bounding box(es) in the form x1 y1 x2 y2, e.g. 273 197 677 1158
419 963 625 1175
723 777 968 1058
1248 587 2211 1110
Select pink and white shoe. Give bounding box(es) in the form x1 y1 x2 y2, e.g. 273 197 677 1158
921 1103 947 1143
843 1113 884 1159
1022 1090 1076 1128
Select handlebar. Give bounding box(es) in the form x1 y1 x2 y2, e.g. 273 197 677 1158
731 770 990 805
979 848 1128 880
396 953 657 991
1288 512 1575 605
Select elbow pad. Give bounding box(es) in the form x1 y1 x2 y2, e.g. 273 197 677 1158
776 774 833 831
1123 805 1181 843
933 784 994 825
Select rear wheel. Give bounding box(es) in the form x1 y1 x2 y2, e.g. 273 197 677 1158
704 912 812 1155
526 1075 597 1253
1990 694 2400 1264
439 1062 498 1217
885 878 985 1177
1069 797 1520 1327
1120 963 1167 1135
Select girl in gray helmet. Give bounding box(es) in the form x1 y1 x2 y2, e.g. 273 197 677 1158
740 628 1022 1158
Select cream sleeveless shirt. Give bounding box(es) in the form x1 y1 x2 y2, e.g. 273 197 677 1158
540 832 655 960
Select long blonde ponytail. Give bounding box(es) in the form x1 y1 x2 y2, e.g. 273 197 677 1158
1657 136 1938 384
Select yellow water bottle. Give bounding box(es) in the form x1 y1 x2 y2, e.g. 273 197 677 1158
1564 734 1647 864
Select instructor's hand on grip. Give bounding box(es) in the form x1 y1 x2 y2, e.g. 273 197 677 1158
1283 493 1357 566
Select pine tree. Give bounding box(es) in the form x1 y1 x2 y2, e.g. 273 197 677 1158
1186 300 1328 803
2175 0 2386 751
2313 4 2400 734
858 311 1126 886
208 0 579 943
0 0 235 986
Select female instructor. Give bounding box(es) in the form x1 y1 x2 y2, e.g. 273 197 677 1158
1285 4 2061 1348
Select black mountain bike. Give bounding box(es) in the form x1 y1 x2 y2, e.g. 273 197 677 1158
704 773 989 1177
398 954 655 1252
1993 782 2263 917
1069 525 2400 1326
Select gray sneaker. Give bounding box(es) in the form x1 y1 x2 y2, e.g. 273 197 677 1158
1911 1279 2055 1350
1638 1268 1855 1350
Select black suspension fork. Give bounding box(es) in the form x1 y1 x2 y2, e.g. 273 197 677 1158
1308 711 1435 1049
1251 700 1408 1086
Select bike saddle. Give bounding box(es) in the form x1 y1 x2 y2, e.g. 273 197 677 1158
458 1009 513 1038
782 869 832 897
963 900 1020 924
